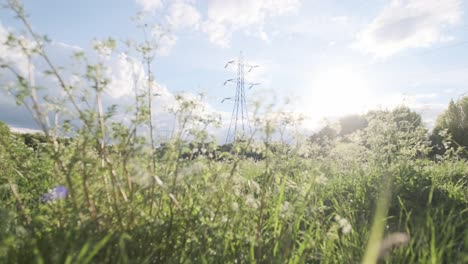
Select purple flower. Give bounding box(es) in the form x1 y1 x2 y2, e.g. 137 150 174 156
41 185 68 202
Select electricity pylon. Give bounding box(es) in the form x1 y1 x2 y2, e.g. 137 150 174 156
222 52 260 143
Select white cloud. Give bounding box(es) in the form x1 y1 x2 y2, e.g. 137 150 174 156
207 0 264 28
134 0 302 48
53 41 83 52
0 22 32 76
354 0 462 58
202 21 231 48
166 2 201 30
263 0 301 17
87 53 225 140
106 53 146 98
135 0 163 12
203 0 301 47
152 25 178 56
331 16 348 23
9 126 43 134
133 1 200 54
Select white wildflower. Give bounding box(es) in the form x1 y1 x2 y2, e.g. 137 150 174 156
280 201 292 219
248 179 261 194
231 202 239 211
378 232 410 260
315 174 328 185
335 215 352 235
245 194 259 209
342 222 352 234
177 161 207 180
92 39 113 58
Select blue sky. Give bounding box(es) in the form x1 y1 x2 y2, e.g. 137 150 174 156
1 0 467 135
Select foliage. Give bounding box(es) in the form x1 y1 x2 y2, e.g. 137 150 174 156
338 114 368 136
431 97 468 157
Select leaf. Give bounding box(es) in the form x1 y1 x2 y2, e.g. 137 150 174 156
81 234 112 264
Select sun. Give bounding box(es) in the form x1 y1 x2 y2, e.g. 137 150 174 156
307 66 372 118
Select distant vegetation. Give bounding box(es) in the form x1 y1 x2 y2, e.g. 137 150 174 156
1 1 468 263
431 97 468 158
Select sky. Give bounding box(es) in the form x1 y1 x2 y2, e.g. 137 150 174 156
0 0 467 139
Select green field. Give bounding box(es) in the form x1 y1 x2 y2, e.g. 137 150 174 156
1 1 468 263
2 105 468 263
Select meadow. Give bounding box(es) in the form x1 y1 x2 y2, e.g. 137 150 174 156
1 1 468 263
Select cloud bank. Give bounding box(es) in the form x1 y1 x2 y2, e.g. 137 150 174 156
134 0 301 48
354 0 462 58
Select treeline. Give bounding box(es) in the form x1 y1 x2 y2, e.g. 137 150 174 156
6 96 468 161
309 97 468 159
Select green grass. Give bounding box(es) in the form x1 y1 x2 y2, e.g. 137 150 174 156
1 125 468 263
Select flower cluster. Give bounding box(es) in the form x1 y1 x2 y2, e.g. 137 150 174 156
335 215 352 234
41 185 68 202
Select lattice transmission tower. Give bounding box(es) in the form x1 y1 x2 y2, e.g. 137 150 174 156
222 52 260 143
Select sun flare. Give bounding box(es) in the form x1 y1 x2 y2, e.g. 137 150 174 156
307 66 372 118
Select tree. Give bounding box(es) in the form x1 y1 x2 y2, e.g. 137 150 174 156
363 107 429 163
311 106 420 144
391 105 422 131
309 125 338 146
431 97 468 156
339 114 368 136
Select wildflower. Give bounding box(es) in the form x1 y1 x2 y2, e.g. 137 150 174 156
280 201 292 219
248 179 261 194
378 232 410 260
92 39 114 58
334 215 352 235
296 144 311 158
315 174 328 185
128 163 152 187
41 185 68 202
341 221 352 234
231 202 239 211
245 194 259 209
176 161 207 180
